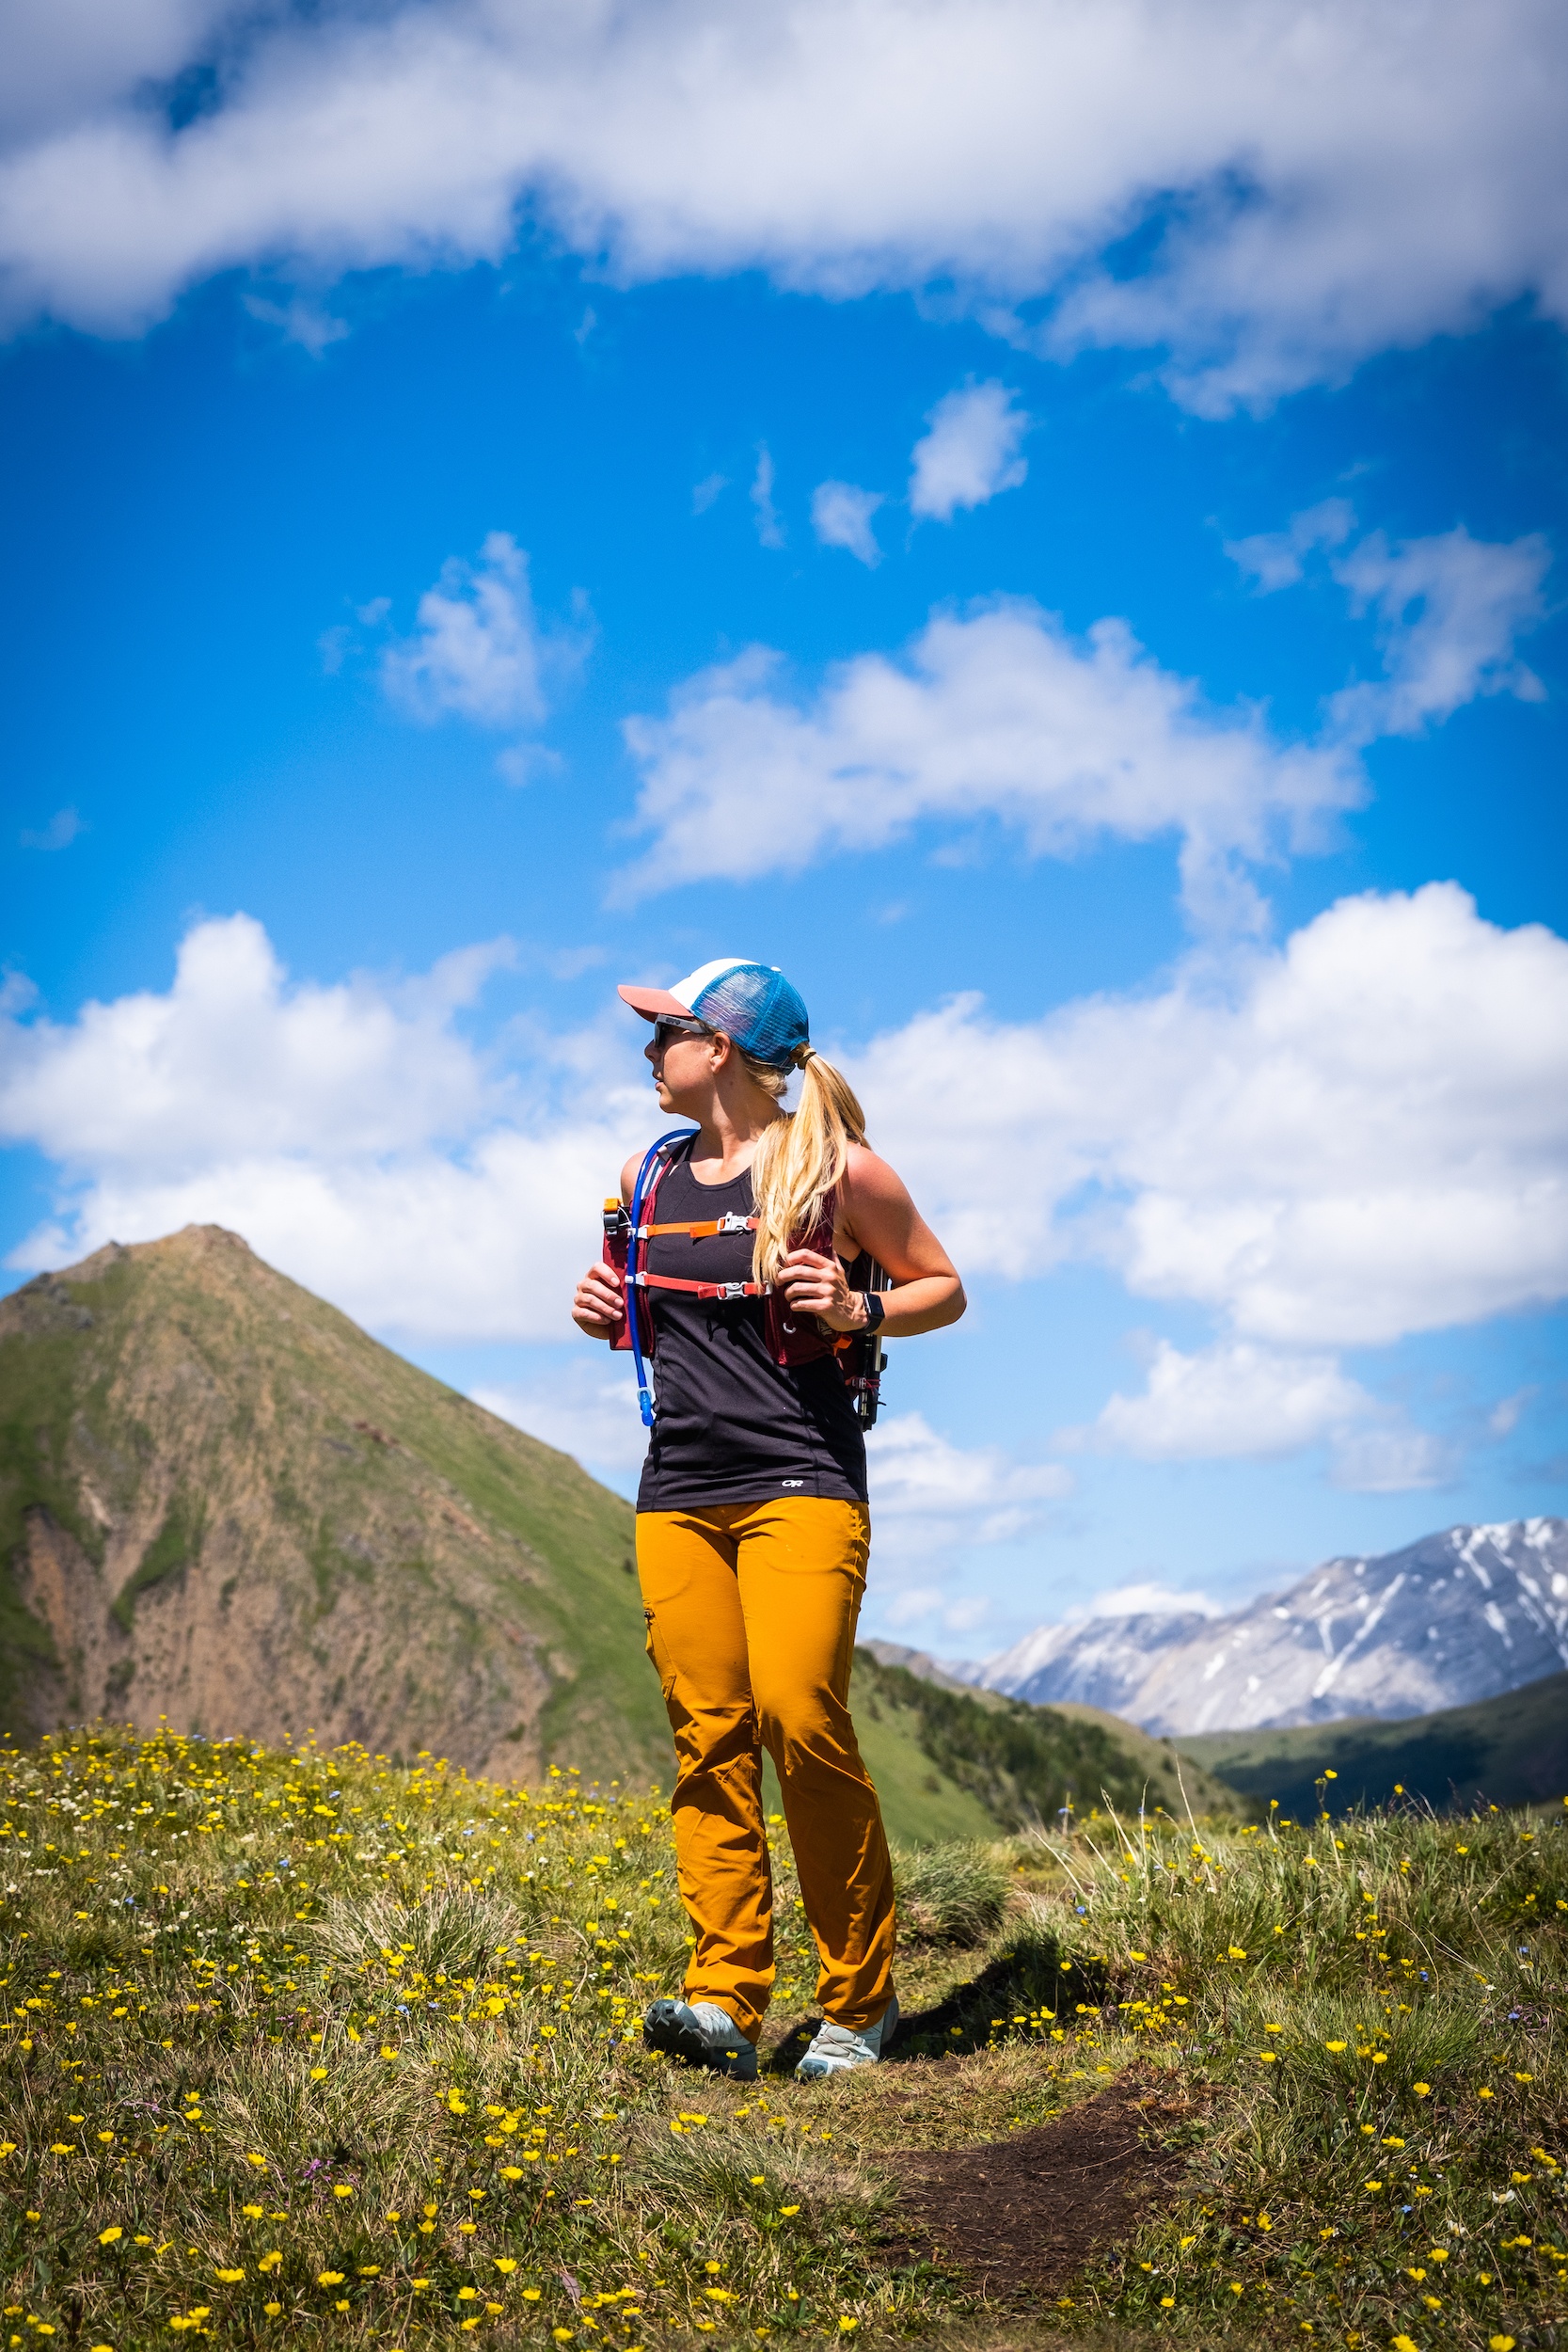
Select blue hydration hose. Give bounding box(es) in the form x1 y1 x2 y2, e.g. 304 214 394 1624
627 1127 696 1428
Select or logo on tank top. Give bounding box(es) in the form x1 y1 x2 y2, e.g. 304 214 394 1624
781 1478 805 1486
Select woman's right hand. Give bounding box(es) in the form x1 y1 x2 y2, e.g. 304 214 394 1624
573 1260 625 1340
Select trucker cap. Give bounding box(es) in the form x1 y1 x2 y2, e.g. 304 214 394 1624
618 959 810 1069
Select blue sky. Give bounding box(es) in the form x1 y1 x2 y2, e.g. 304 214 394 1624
2 0 1566 1655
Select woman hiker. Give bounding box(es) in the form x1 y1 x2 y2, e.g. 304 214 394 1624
571 960 965 2081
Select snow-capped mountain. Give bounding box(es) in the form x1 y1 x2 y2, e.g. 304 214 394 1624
976 1518 1568 1736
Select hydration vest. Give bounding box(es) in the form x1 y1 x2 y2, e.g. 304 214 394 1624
601 1128 887 1429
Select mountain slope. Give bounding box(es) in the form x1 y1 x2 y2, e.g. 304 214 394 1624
0 1226 668 1779
1178 1668 1568 1818
846 1649 1249 1832
791 1661 1001 1846
978 1518 1568 1734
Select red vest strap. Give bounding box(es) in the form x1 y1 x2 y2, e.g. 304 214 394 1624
641 1216 757 1239
632 1272 768 1301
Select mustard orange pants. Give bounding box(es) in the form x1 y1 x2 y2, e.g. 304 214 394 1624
636 1497 896 2042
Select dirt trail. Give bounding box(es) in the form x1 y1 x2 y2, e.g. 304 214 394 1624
888 2071 1196 2293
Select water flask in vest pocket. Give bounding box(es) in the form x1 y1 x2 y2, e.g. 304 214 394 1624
840 1248 889 1428
602 1200 640 1354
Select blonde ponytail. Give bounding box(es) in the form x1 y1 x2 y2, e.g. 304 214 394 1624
743 1044 867 1288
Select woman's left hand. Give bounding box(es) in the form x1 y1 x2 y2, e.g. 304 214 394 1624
778 1248 863 1331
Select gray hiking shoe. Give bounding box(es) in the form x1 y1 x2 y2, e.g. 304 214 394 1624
642 1998 758 2080
795 1995 899 2080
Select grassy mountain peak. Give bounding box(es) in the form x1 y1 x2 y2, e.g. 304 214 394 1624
0 1224 665 1781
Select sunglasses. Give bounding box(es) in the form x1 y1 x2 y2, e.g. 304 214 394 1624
651 1016 712 1051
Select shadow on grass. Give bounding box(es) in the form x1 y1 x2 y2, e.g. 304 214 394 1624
765 1928 1110 2073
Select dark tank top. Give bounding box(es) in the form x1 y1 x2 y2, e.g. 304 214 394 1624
635 1143 869 1513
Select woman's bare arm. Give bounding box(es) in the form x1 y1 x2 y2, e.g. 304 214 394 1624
778 1143 965 1337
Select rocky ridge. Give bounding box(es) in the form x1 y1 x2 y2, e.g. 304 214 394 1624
973 1518 1568 1735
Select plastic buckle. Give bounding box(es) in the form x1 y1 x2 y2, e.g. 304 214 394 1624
715 1213 752 1233
717 1282 748 1300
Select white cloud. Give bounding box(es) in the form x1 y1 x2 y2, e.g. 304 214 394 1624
909 381 1028 521
0 914 500 1165
878 1586 992 1639
1327 1421 1451 1494
617 516 1547 922
0 3 1563 410
475 1380 1079 1585
618 599 1360 928
850 883 1568 1351
1488 1386 1535 1438
241 290 348 355
811 480 883 565
1226 499 1355 592
1083 1337 1367 1459
0 0 230 145
750 448 784 549
1064 1580 1223 1623
865 1410 1071 1549
5 885 1566 1475
1327 526 1550 741
20 807 84 851
1074 1335 1449 1490
493 742 564 787
1231 507 1552 743
13 1140 629 1344
381 531 589 735
856 1410 1071 1622
879 1587 945 1629
474 1360 651 1485
692 471 728 515
0 913 655 1342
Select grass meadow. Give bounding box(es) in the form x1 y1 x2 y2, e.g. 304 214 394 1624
0 1724 1562 2352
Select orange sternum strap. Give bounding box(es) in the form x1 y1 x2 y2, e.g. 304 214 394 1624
630 1271 768 1301
630 1204 763 1296
637 1214 756 1239
632 1266 854 1346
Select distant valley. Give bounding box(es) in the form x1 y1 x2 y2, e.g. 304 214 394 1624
1179 1670 1568 1820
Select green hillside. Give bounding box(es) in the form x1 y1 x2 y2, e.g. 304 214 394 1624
838 1652 1250 1839
0 1226 667 1780
1179 1666 1568 1816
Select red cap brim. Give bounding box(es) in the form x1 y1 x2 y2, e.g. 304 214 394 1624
617 982 694 1021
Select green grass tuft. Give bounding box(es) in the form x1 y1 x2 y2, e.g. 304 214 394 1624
887 1844 1011 1947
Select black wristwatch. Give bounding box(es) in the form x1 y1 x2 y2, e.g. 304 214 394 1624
859 1290 886 1333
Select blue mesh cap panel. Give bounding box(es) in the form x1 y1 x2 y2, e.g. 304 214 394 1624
689 963 809 1066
